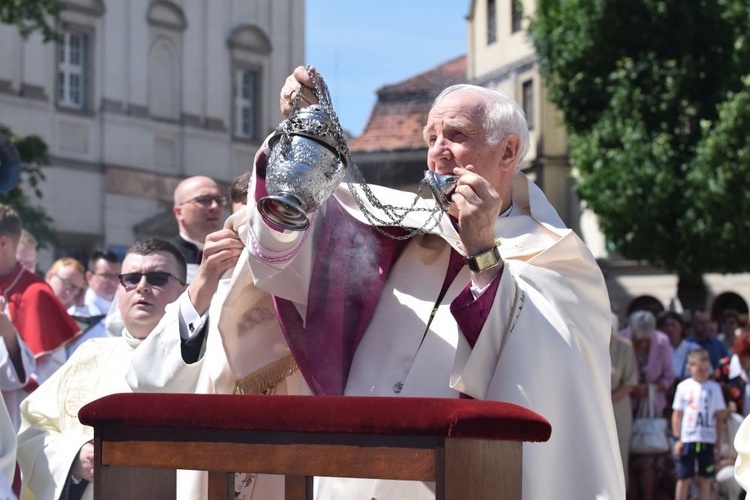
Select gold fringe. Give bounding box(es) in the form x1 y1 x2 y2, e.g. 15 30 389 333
233 355 299 395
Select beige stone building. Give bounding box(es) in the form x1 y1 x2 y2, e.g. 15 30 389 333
0 0 304 268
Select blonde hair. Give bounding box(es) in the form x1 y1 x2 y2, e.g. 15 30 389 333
45 258 85 279
687 348 710 365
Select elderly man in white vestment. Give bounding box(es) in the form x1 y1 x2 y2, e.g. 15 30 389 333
126 67 625 499
15 239 192 500
236 67 625 500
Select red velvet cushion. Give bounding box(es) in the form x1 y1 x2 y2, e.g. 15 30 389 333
79 393 550 442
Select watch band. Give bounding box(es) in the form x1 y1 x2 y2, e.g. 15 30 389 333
464 245 501 273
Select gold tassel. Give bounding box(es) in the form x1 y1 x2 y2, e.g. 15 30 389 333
233 355 299 395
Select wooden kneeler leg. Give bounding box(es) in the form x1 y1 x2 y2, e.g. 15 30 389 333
207 471 231 500
96 466 176 500
94 436 176 500
284 474 312 500
440 439 522 500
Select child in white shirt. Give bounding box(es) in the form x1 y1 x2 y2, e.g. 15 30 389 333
672 348 727 500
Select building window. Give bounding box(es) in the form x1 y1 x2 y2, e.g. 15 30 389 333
57 31 87 109
487 0 497 44
235 68 260 139
511 0 523 33
522 79 534 130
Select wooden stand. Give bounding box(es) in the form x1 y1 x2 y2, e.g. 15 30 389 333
79 393 551 500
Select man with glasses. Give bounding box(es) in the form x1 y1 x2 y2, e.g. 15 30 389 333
17 238 188 500
66 249 122 357
171 175 226 283
125 221 277 498
44 258 87 310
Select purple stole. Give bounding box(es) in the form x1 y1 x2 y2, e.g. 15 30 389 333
273 199 409 395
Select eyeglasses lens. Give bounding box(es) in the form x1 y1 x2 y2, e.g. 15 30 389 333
55 274 83 293
194 196 226 207
119 272 171 288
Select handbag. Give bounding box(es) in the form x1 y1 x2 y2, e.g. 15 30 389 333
630 384 669 454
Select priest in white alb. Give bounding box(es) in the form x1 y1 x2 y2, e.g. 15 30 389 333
16 239 191 500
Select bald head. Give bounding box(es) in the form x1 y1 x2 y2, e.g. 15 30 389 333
172 176 224 242
173 176 220 205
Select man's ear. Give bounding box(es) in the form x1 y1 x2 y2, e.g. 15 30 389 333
500 135 521 170
172 204 182 221
0 234 12 252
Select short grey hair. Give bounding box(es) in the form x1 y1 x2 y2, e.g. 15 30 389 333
629 310 657 340
431 84 530 173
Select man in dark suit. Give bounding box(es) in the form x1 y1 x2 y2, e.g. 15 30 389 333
171 175 225 282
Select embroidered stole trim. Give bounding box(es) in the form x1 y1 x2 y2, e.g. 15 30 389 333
234 355 299 395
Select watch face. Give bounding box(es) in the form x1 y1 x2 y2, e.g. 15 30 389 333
465 246 501 272
475 251 498 271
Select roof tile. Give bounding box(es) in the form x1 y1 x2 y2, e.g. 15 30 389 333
350 55 466 153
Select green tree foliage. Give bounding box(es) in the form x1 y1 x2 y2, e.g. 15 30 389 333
0 0 63 41
0 0 64 42
684 77 750 273
0 124 57 248
0 1 63 247
529 0 750 309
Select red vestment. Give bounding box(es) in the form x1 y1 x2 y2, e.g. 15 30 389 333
0 263 81 358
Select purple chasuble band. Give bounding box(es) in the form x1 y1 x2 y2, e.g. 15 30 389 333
269 199 502 396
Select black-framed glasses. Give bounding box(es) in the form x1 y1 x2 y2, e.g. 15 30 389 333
53 274 86 294
118 271 185 289
179 195 227 208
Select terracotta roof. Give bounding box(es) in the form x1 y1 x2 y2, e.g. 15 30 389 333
349 55 467 153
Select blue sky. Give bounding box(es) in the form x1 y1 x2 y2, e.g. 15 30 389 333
306 1 469 136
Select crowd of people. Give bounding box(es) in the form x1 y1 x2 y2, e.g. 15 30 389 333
612 307 750 499
0 64 745 500
0 171 250 499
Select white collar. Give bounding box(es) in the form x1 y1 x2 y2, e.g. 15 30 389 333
179 232 205 251
122 328 144 349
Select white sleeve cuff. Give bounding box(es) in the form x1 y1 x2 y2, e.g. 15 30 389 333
469 279 490 299
178 293 206 341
